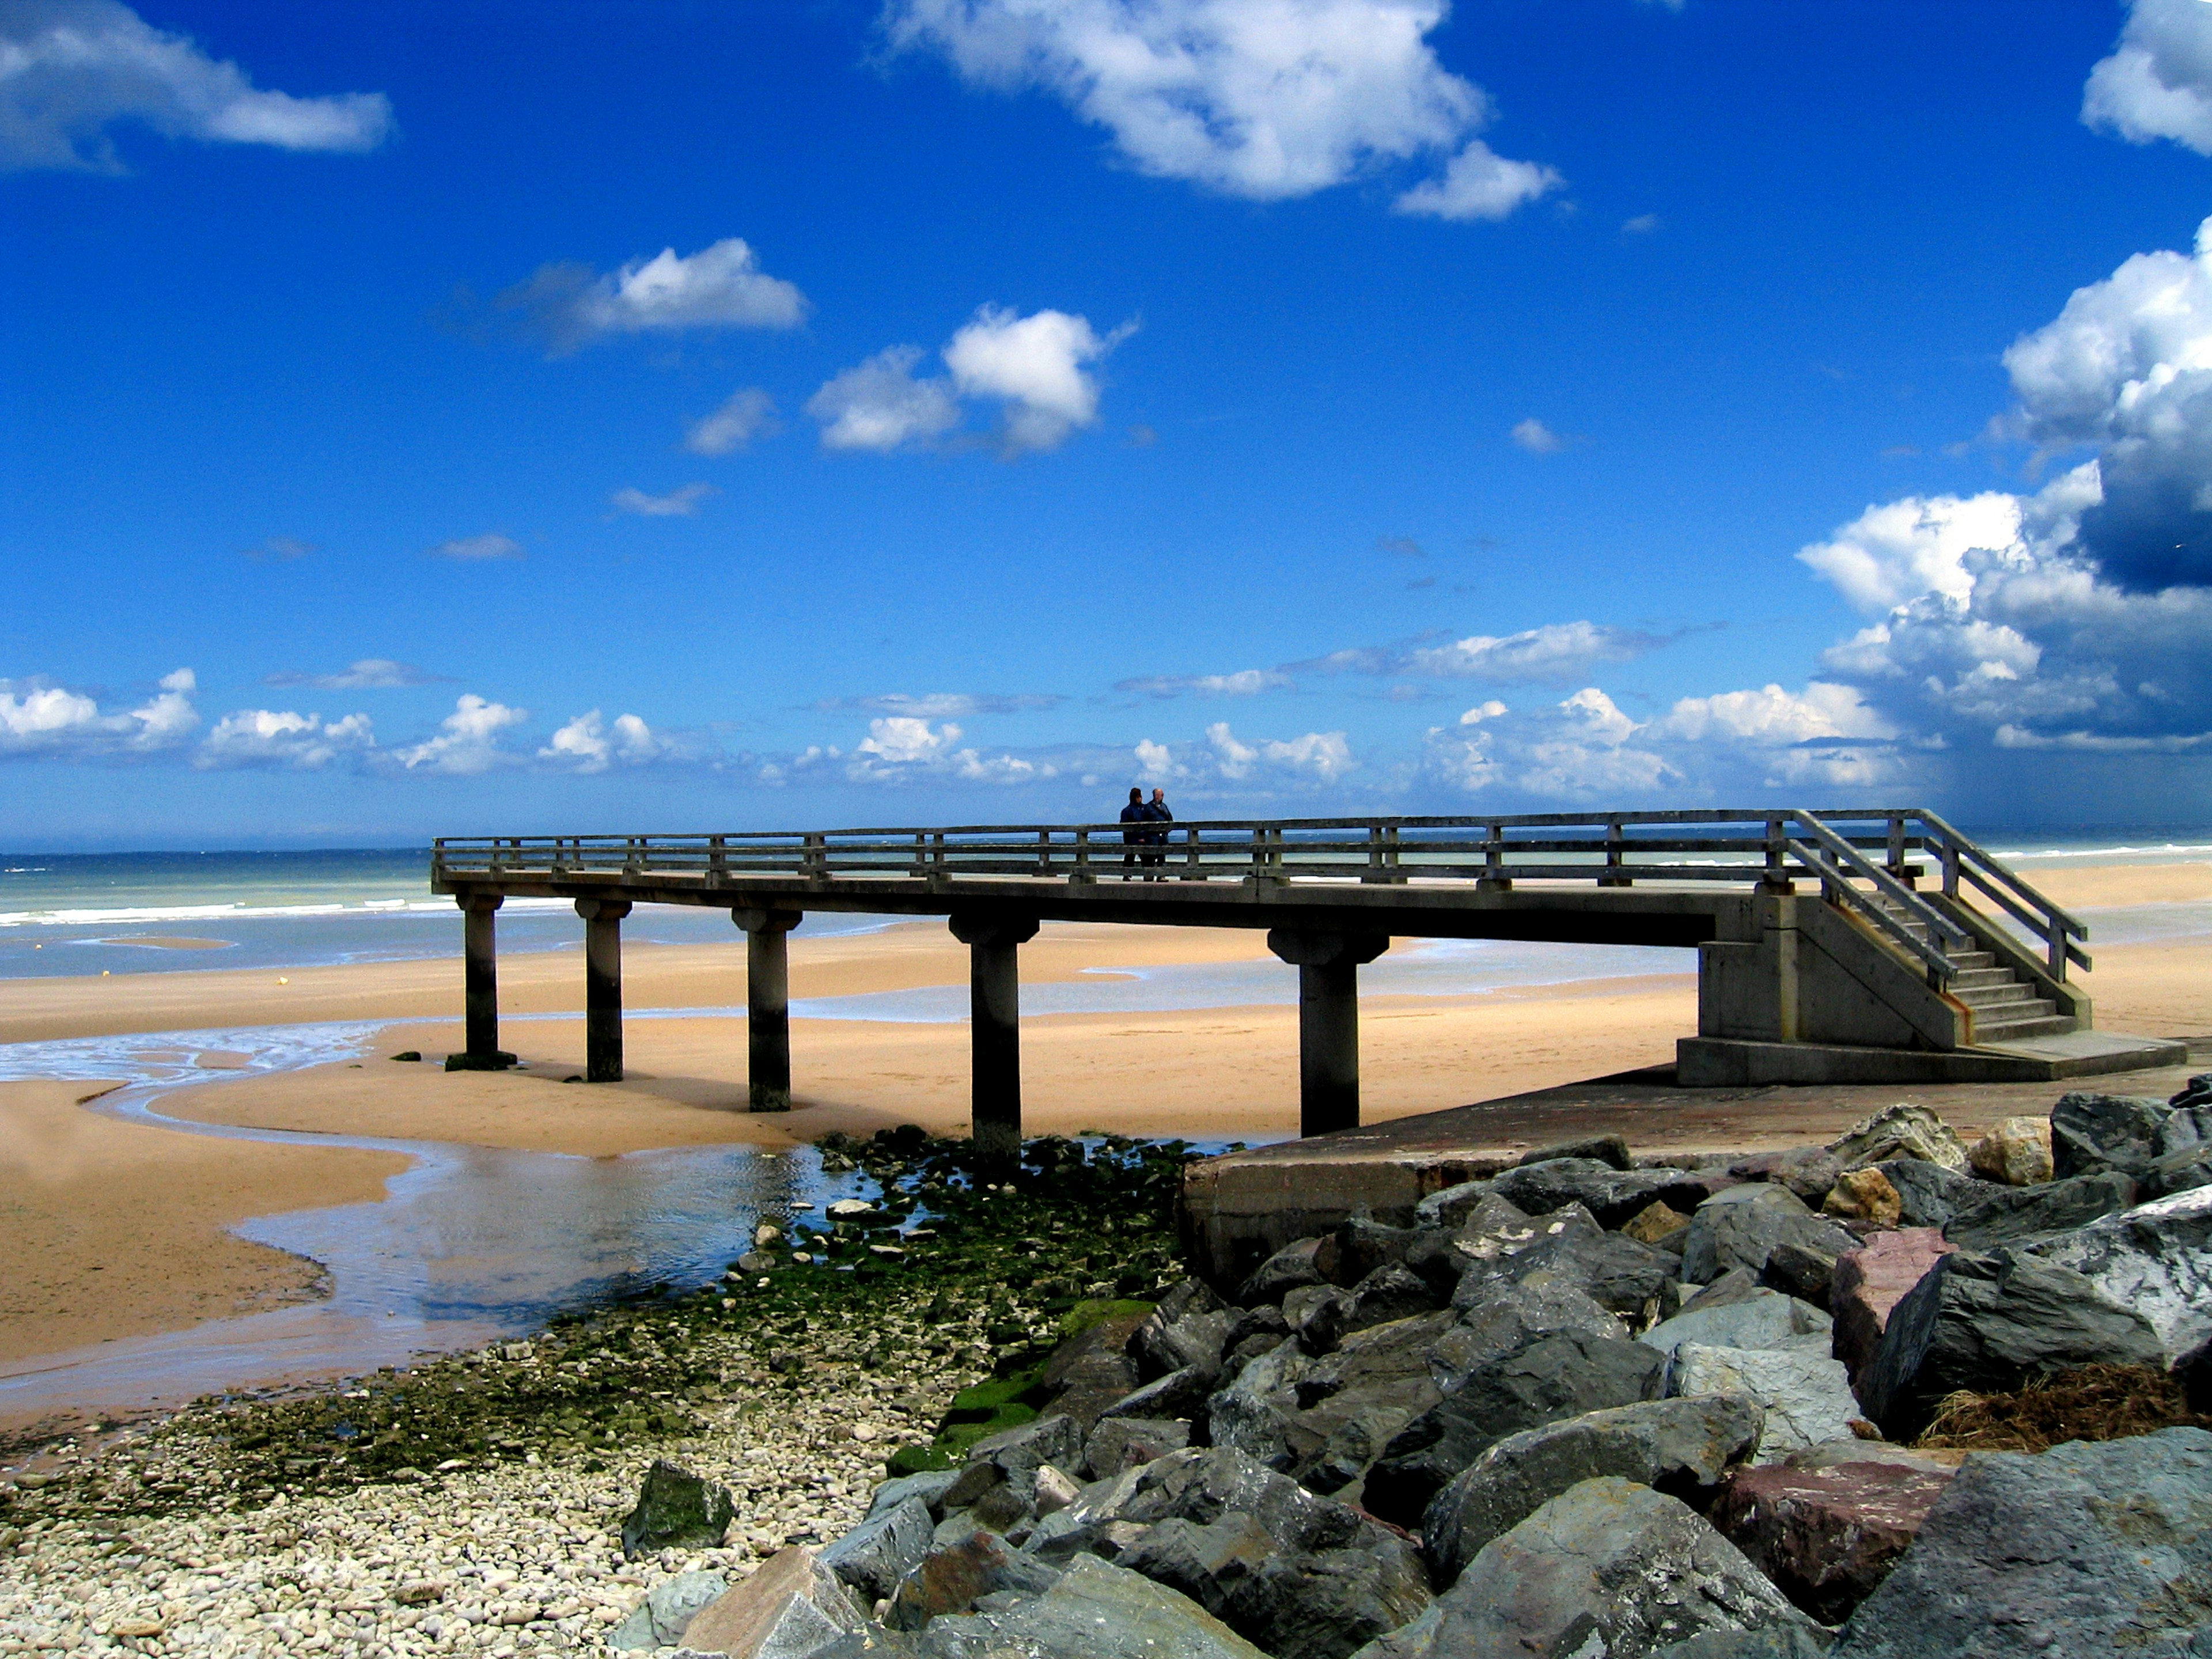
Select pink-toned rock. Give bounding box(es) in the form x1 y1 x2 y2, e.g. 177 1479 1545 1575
1829 1228 1956 1384
1710 1459 1956 1623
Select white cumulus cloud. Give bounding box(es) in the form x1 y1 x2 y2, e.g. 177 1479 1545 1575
610 482 718 518
881 0 1556 218
808 346 963 453
266 659 444 690
2084 0 2212 155
393 695 527 775
539 710 660 773
944 306 1130 452
684 388 780 456
500 239 808 355
198 709 373 770
0 666 197 757
0 0 393 172
426 533 524 562
1393 138 1560 222
1116 668 1291 698
1510 418 1569 454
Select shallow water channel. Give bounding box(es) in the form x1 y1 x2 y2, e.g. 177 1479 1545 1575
0 1016 880 1428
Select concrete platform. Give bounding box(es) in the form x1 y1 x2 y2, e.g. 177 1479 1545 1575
1177 1040 2206 1285
1676 1029 2188 1086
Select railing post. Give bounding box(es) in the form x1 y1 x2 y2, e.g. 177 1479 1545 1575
2048 926 2068 983
1073 828 1093 884
1941 840 1960 900
1599 818 1631 887
1764 817 1790 892
1037 828 1051 877
1886 814 1906 881
1182 824 1203 881
804 832 827 884
1365 824 1386 884
1480 821 1508 891
709 834 726 877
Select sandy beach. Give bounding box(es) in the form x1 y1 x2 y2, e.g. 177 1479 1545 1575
0 1081 408 1367
1 862 2206 1375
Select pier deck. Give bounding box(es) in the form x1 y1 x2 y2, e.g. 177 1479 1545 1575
430 808 2183 1156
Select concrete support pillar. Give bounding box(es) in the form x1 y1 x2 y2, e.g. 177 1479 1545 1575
460 894 504 1060
576 899 632 1082
948 910 1040 1165
1267 930 1389 1138
733 907 803 1112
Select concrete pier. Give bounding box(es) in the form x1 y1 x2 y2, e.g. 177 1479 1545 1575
1268 929 1388 1136
733 907 801 1112
576 899 631 1082
460 894 503 1060
949 910 1039 1164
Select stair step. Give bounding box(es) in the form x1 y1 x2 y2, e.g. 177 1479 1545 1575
1952 986 2048 1013
1948 967 2016 991
1948 952 1996 971
1972 1014 2079 1043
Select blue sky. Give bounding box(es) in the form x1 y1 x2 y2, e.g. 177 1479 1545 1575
6 0 2212 847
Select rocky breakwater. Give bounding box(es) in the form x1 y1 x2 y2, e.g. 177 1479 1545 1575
0 1130 1199 1656
639 1080 2212 1658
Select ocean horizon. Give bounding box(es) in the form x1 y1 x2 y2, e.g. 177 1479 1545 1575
2 832 2208 995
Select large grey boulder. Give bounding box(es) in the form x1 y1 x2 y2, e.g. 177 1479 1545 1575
1941 1169 2139 1249
1410 1179 1502 1232
1084 1415 1190 1480
609 1570 728 1652
821 1497 934 1605
1351 1478 1820 1659
1359 1329 1666 1528
1668 1344 1863 1464
622 1459 737 1558
868 1469 961 1522
1436 1269 1626 1377
1854 1247 2164 1440
911 1552 1270 1659
1640 1289 1831 1358
1453 1202 1676 1316
1118 1510 1431 1659
1874 1159 1989 1229
1826 1105 1968 1172
681 1545 868 1658
1830 1428 2212 1658
1015 1446 1428 1659
1680 1185 1858 1286
2023 1182 2212 1363
886 1530 1065 1631
1422 1395 1767 1588
1131 1281 1232 1380
1237 1237 1330 1305
1209 1335 1313 1465
2050 1089 2172 1179
1490 1158 1713 1229
1646 1633 1837 1658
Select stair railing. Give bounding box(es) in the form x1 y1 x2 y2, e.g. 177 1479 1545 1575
1786 812 1970 984
1902 809 2092 981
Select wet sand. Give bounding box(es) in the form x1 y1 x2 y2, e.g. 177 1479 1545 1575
0 1081 408 1367
1 865 2205 1370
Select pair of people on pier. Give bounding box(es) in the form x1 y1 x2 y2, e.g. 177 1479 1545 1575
1119 786 1174 879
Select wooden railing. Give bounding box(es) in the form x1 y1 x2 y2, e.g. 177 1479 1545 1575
432 808 2089 984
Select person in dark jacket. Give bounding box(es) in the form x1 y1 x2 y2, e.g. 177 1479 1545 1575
1141 787 1173 878
1119 786 1146 880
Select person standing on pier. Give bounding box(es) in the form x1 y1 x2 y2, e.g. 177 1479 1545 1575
1141 787 1174 878
1119 786 1147 879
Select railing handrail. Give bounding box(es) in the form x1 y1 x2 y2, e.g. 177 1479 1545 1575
430 807 2087 985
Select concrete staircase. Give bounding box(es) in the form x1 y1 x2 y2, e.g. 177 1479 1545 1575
1865 895 2075 1045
